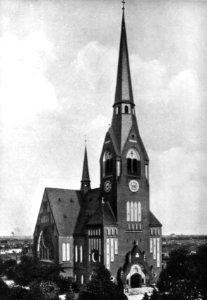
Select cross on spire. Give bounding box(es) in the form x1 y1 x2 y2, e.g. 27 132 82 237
122 0 126 11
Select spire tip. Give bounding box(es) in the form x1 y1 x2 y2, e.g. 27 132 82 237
122 0 126 11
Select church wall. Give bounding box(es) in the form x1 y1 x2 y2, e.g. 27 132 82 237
73 235 88 285
103 226 119 280
58 236 74 277
147 227 162 281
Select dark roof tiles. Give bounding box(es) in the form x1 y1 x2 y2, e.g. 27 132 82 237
149 211 162 227
45 188 81 236
87 201 117 226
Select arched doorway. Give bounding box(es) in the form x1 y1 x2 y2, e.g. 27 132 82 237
126 264 146 288
131 273 142 288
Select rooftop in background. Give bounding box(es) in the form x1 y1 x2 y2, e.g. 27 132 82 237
0 236 33 240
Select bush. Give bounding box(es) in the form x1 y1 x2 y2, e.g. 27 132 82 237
57 276 73 294
13 256 63 286
7 286 29 300
85 265 124 300
0 277 10 300
65 285 75 300
1 259 16 279
39 281 59 300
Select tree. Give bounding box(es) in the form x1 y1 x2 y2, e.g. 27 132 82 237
39 281 59 300
82 265 125 300
1 259 16 279
13 256 63 286
157 245 207 300
65 285 75 300
143 293 150 300
0 277 10 300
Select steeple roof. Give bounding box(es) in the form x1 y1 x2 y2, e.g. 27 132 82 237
81 146 90 183
114 11 134 106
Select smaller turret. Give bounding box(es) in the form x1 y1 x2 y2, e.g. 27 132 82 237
81 146 91 193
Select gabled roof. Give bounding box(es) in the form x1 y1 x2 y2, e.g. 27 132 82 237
122 124 149 161
74 188 101 234
45 188 82 236
149 211 162 227
87 201 117 226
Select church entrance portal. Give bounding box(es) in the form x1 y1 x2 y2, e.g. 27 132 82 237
126 264 146 288
131 273 142 288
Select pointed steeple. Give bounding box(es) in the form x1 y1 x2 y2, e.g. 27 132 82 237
81 146 91 192
114 11 134 106
110 10 138 152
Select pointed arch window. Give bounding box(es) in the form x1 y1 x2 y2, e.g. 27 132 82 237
80 245 83 263
130 202 134 222
126 149 141 176
37 228 54 261
126 202 130 221
75 245 78 262
134 202 138 222
138 202 141 222
103 151 113 176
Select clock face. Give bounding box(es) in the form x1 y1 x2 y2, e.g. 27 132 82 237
129 180 139 192
104 180 112 192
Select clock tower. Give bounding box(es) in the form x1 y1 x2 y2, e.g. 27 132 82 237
33 5 162 288
100 11 161 284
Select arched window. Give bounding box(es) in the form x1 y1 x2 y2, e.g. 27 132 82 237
37 227 54 261
126 202 130 221
126 149 141 176
134 202 138 222
62 243 66 261
103 151 113 176
75 245 78 262
130 202 134 222
138 202 141 222
125 105 129 114
80 245 83 263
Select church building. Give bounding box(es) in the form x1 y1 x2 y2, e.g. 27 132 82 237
33 9 162 288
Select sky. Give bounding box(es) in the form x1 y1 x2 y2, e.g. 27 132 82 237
0 0 207 236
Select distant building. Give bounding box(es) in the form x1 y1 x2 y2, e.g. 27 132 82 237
33 9 162 288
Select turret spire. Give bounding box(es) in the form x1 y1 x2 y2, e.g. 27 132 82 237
81 145 91 192
114 9 134 106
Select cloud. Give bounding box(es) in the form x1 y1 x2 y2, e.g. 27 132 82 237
0 32 58 127
130 54 204 152
67 41 117 107
150 147 207 234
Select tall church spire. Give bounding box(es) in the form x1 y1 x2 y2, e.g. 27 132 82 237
114 10 134 106
110 10 138 152
81 145 91 192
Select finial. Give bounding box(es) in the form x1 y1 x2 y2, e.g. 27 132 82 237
122 0 126 11
84 135 87 145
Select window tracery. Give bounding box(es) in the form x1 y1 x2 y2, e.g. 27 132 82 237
126 149 141 176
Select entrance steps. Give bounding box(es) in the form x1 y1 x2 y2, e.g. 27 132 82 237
125 287 153 300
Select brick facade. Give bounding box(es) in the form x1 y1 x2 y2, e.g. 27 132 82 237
33 10 162 288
